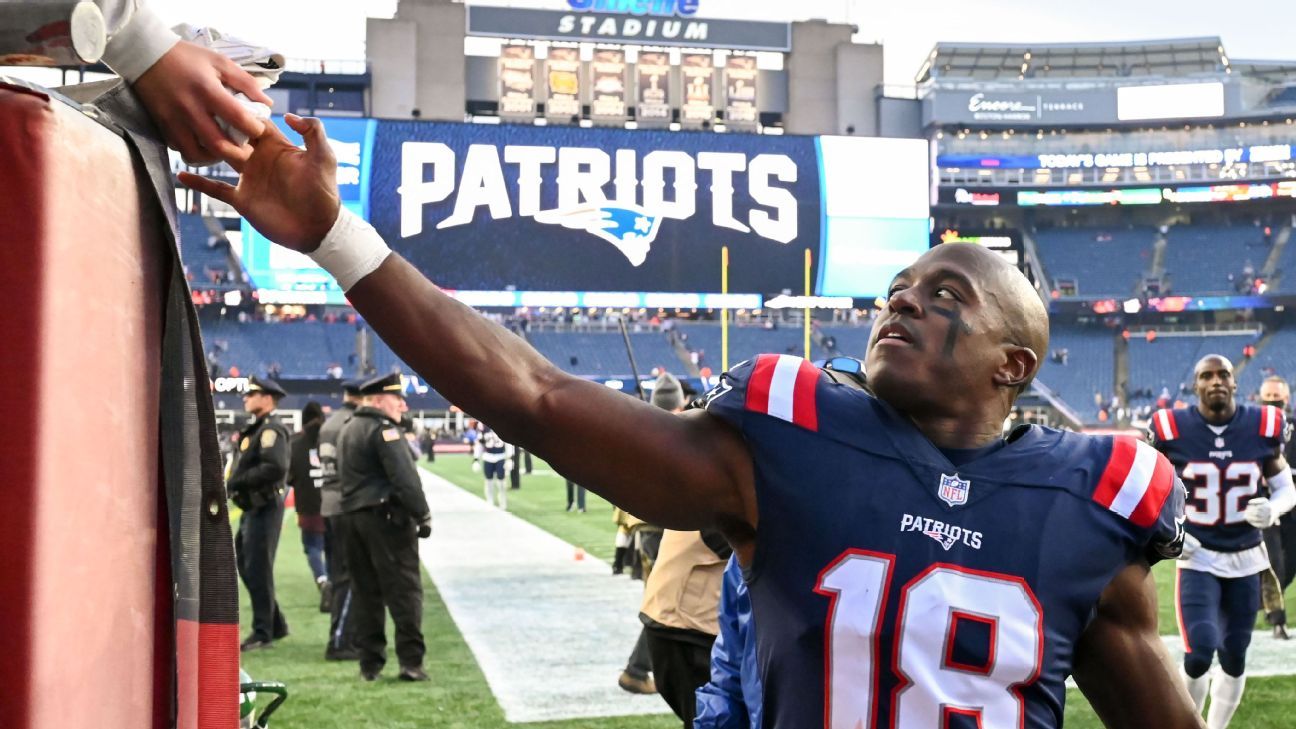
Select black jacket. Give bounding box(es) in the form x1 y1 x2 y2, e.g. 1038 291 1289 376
288 419 324 516
338 407 430 521
227 414 291 510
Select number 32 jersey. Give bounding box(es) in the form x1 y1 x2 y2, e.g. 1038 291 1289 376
1148 404 1284 553
702 355 1186 729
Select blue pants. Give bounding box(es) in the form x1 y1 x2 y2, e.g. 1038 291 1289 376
483 460 505 480
302 528 327 582
1176 568 1260 678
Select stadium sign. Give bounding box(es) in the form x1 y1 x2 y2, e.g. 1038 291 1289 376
466 6 791 52
567 0 700 16
926 88 1116 126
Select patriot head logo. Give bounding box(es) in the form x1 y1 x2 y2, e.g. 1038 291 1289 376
923 529 960 551
938 473 971 507
534 205 663 266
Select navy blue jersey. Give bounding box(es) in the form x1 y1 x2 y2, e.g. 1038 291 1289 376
1149 405 1284 552
703 355 1185 729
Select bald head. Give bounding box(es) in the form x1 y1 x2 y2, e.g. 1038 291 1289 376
920 244 1050 389
1193 354 1237 419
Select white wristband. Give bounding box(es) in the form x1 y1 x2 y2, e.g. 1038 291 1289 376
309 207 391 292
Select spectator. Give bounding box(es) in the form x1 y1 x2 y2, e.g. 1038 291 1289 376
288 401 330 606
641 528 732 726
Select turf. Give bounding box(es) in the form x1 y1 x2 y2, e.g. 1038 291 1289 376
232 454 1296 727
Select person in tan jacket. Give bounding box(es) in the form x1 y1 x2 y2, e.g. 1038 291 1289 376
639 526 733 726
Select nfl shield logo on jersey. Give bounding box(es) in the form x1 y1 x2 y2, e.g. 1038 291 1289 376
938 473 971 507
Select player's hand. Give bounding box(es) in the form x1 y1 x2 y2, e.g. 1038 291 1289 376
1245 497 1277 528
506 458 515 472
132 39 273 165
179 114 340 252
471 460 482 473
417 516 432 539
1178 532 1201 561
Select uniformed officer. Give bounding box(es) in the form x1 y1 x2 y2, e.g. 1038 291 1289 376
227 376 292 652
338 373 433 681
318 379 363 660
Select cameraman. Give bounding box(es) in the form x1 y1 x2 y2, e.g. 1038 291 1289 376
227 376 291 651
338 373 433 681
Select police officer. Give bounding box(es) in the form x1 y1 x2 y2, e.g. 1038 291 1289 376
227 376 292 652
318 379 363 660
338 373 433 681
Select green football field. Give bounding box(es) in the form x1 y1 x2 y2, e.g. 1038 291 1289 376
237 454 1296 728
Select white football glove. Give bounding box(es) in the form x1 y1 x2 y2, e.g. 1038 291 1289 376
1244 497 1277 529
506 458 515 472
1178 531 1201 562
471 460 481 474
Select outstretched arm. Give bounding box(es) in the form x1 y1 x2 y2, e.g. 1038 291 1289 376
180 116 756 534
1072 561 1204 729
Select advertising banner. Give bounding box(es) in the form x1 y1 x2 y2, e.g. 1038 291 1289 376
636 51 672 124
546 46 582 122
589 48 628 123
369 123 931 298
498 44 537 119
925 88 1117 126
724 55 759 128
681 53 715 127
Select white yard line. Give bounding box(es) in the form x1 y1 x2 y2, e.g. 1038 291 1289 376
416 470 671 723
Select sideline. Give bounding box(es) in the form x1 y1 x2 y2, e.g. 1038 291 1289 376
416 469 671 722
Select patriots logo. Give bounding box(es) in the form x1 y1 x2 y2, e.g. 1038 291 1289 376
924 530 960 551
534 205 663 266
938 473 971 507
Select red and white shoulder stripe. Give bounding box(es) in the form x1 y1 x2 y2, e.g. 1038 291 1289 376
1151 409 1179 442
744 354 821 432
1093 436 1176 529
1261 405 1285 440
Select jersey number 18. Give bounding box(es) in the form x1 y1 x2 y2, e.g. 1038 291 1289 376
816 550 1043 729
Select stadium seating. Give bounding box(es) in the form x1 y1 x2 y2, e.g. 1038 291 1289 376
525 331 683 377
673 322 807 370
178 214 242 291
1162 225 1267 296
1035 325 1115 421
200 317 353 378
818 326 873 361
1126 334 1253 400
1035 227 1157 298
1238 328 1296 397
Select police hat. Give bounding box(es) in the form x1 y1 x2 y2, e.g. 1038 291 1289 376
359 373 406 398
342 379 365 396
245 376 287 399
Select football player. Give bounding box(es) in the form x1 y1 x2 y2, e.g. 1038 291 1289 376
1149 355 1296 728
473 424 514 509
183 116 1205 728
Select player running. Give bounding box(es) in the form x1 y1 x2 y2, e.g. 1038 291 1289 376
182 115 1205 728
1149 355 1296 728
473 424 513 509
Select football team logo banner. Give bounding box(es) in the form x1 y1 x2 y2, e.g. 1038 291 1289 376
681 53 714 128
589 48 628 124
366 122 931 298
636 51 672 125
724 55 758 129
498 45 537 119
546 46 582 122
